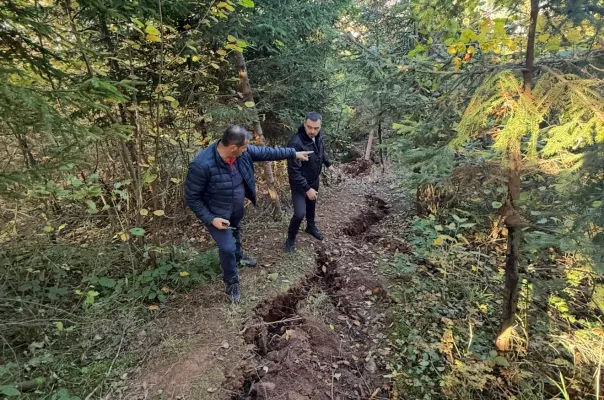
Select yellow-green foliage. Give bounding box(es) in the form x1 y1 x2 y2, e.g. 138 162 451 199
455 68 604 164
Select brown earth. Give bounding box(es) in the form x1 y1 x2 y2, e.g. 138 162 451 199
118 163 408 400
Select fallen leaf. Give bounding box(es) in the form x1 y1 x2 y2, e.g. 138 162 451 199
354 320 361 326
145 25 160 35
179 271 190 277
146 34 161 42
148 305 159 310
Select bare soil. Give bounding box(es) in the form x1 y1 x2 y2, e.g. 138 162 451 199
120 162 406 400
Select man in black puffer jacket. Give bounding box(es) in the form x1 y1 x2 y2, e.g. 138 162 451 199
285 112 334 252
185 125 312 302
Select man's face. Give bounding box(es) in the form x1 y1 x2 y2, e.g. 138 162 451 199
304 118 321 139
228 138 249 158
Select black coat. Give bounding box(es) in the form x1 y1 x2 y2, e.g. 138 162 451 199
287 125 331 192
185 140 296 225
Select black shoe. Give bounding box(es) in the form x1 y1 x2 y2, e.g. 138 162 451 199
237 254 257 267
226 279 241 303
285 238 296 253
305 224 324 241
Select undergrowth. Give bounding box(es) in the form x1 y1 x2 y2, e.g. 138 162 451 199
0 240 219 399
386 210 604 399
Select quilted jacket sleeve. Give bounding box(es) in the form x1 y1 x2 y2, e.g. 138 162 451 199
184 162 216 225
247 145 296 162
286 135 311 192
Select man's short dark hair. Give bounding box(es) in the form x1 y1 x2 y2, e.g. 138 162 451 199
305 112 322 122
222 125 252 146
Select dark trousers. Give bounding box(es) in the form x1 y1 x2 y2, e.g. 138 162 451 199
287 184 319 239
207 214 243 284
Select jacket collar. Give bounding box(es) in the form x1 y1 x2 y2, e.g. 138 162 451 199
211 140 230 169
297 125 322 145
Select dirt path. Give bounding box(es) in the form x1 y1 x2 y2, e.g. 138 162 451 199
120 165 407 400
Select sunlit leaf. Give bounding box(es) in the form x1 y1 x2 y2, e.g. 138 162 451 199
153 210 165 216
145 25 160 35
146 34 161 42
244 101 255 108
238 0 255 7
538 33 550 43
131 18 144 28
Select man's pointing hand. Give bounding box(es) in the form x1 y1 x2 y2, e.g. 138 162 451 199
295 151 314 161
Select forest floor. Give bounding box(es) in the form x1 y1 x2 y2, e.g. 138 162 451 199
117 163 411 400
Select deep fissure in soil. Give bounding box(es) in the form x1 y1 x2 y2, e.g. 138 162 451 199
342 195 390 237
232 196 391 400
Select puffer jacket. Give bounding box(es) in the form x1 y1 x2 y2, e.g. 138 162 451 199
287 125 331 192
185 141 296 225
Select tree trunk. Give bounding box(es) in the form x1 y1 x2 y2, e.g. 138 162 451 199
377 120 384 171
496 0 539 352
233 49 283 218
64 0 94 77
365 130 374 161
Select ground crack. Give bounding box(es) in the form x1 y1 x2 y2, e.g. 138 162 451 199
232 196 392 400
342 194 390 237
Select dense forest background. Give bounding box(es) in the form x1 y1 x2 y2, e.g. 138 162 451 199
2 0 604 398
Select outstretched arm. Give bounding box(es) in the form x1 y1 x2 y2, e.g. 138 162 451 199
247 145 296 162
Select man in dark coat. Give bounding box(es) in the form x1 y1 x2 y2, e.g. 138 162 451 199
185 125 312 302
285 112 334 252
